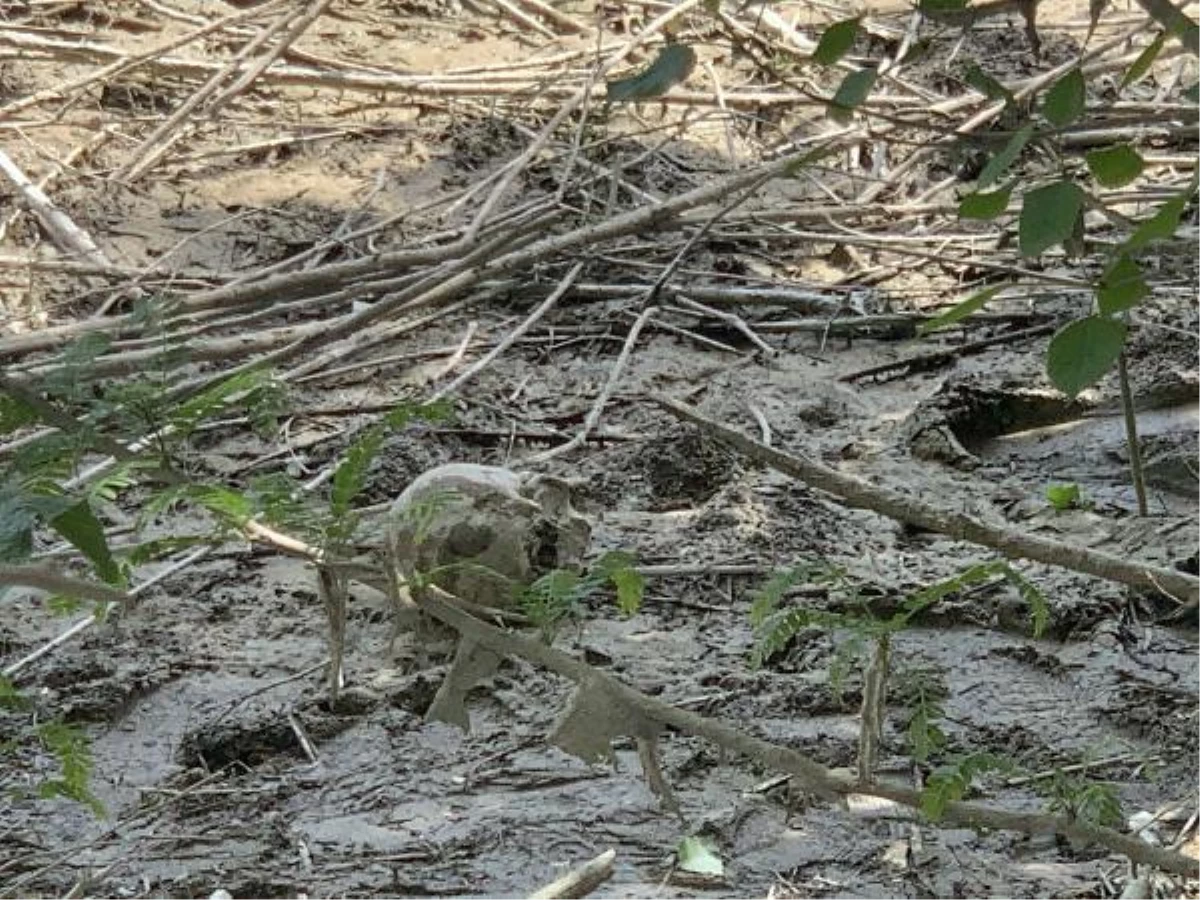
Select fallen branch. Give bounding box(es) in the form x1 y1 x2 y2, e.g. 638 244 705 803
653 394 1199 603
415 587 1198 878
530 849 616 899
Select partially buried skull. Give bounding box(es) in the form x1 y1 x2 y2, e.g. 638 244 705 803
386 463 591 609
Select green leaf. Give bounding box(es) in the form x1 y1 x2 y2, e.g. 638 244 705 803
1125 185 1195 251
1184 82 1200 103
1042 69 1086 127
171 369 269 434
1120 33 1165 88
190 485 253 525
49 501 123 587
1085 144 1144 188
1019 181 1084 257
958 187 1011 220
827 68 878 123
676 836 724 876
331 427 384 519
607 44 696 103
962 63 1014 104
977 124 1033 189
918 285 1005 335
813 17 861 66
610 566 644 615
1046 315 1127 397
36 721 105 816
1097 254 1148 314
1045 482 1082 511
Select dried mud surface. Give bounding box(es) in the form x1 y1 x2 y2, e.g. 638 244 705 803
1 1 1198 898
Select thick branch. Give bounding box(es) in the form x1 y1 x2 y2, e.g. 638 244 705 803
654 394 1199 603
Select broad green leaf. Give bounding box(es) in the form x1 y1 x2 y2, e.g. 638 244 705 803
814 17 861 66
1046 315 1127 397
962 63 1014 104
918 285 1005 335
676 836 724 876
1042 69 1086 126
49 501 123 586
1120 33 1165 88
1019 181 1084 257
1125 185 1195 250
978 124 1033 189
1097 254 1148 314
1085 144 1144 188
607 44 696 103
827 68 878 123
958 187 1011 220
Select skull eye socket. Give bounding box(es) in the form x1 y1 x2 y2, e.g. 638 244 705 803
530 519 561 572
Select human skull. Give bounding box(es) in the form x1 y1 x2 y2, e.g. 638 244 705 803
386 463 591 608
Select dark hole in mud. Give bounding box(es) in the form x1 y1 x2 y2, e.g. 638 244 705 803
641 427 740 511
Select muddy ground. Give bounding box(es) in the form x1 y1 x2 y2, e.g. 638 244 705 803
1 1 1198 898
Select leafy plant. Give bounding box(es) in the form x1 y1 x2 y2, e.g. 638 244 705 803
520 550 644 641
33 721 105 816
1043 770 1124 828
922 751 1014 819
1045 482 1091 511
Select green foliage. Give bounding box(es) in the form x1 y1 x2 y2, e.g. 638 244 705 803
1045 482 1085 511
1125 181 1196 250
958 187 1011 220
49 500 124 587
42 333 112 403
1042 69 1086 127
520 550 643 641
828 68 878 123
1046 315 1127 397
35 721 105 816
326 400 450 549
922 752 1014 819
962 63 1014 105
171 369 286 441
607 44 696 103
1043 771 1123 827
902 686 950 763
977 124 1033 188
0 392 38 436
1121 33 1166 87
1019 181 1084 257
900 561 1048 638
1085 144 1145 188
0 477 72 563
1096 255 1148 314
813 17 861 66
918 285 1005 335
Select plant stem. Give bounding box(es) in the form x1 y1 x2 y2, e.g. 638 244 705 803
1116 352 1148 516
